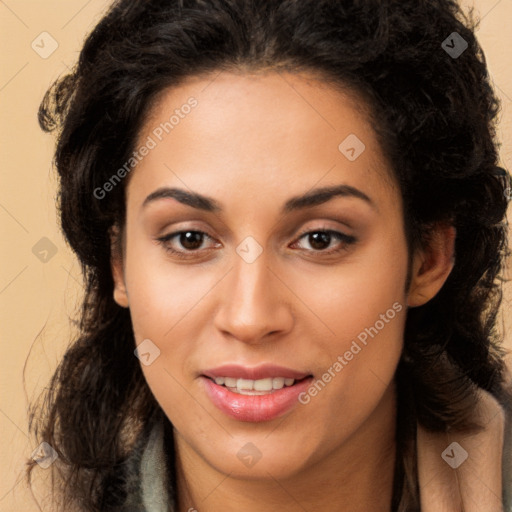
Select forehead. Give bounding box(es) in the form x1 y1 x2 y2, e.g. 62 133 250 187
127 70 399 213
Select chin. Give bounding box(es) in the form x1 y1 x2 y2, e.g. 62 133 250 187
190 434 317 481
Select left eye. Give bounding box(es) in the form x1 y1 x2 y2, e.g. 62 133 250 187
293 230 356 253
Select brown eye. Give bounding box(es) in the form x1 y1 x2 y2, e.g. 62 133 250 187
156 230 220 259
293 229 356 255
177 231 205 250
307 232 332 250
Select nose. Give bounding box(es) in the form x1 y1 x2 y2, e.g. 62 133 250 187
213 249 294 345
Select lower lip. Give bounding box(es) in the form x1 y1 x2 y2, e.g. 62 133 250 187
202 376 313 422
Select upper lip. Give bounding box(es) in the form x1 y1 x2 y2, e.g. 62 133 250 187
202 364 311 381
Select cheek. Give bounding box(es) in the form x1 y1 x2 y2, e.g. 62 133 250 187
295 227 408 354
294 229 408 414
123 229 216 340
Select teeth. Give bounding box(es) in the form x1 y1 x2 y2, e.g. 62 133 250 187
254 378 273 391
224 377 237 388
272 377 285 390
213 376 297 393
238 378 254 390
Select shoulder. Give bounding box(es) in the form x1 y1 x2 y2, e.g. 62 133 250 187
417 387 509 512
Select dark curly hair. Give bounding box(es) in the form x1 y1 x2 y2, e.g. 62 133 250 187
27 0 511 510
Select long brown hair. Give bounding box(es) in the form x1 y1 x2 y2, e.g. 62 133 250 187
28 1 511 510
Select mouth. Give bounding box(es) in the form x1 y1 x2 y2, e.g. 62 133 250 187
200 364 313 422
206 375 308 395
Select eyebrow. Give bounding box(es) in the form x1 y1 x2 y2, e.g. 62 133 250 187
142 184 375 213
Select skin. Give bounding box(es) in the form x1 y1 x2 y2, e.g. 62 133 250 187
111 71 455 512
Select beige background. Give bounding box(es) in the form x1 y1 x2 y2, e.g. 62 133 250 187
0 1 511 510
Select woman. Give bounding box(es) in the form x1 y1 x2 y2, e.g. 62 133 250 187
28 0 512 511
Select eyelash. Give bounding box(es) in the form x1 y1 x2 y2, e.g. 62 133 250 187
156 226 357 260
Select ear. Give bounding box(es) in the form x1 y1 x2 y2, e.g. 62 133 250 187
407 223 456 307
110 225 129 308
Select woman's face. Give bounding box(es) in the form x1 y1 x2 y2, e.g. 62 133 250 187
112 71 415 479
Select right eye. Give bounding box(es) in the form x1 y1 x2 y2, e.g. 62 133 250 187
157 230 221 259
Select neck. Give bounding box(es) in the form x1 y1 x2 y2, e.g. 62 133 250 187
175 383 397 512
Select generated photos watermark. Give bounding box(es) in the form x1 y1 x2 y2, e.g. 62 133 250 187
237 442 263 468
93 97 198 200
298 301 403 404
31 441 58 469
441 441 468 469
441 32 468 59
134 338 161 366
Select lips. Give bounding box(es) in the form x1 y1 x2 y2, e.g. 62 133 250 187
201 364 313 422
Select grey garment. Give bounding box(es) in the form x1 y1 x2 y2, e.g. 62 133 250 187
141 423 171 512
121 420 174 512
140 421 172 512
